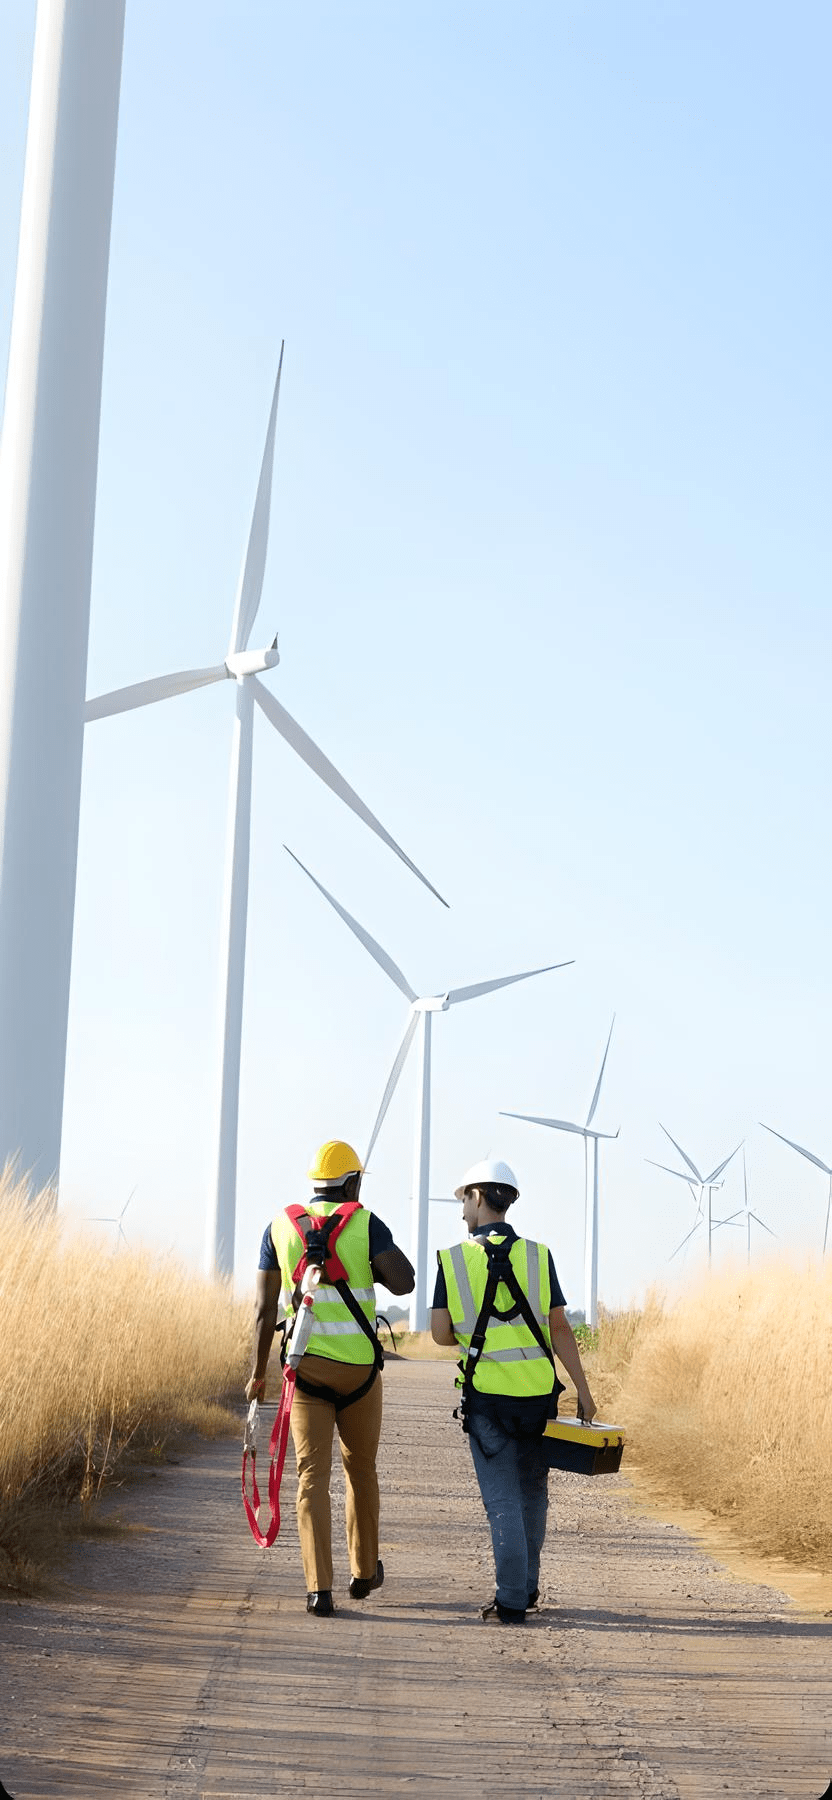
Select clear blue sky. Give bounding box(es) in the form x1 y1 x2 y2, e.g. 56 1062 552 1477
1 2 830 1308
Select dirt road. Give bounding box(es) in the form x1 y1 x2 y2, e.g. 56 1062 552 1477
1 1358 829 1799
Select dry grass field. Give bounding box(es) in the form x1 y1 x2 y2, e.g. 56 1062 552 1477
3 1170 830 1592
586 1258 832 1573
0 1172 249 1586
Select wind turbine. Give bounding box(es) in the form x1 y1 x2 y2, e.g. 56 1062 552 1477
720 1148 776 1265
760 1122 831 1255
285 847 573 1331
0 0 125 1194
647 1126 742 1265
89 1190 133 1252
500 1019 618 1330
85 355 445 1281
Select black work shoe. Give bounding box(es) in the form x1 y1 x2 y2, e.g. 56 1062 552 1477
349 1559 384 1600
481 1597 526 1626
526 1588 540 1611
306 1590 334 1617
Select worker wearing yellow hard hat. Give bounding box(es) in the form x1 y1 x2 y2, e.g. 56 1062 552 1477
246 1138 414 1616
431 1158 596 1625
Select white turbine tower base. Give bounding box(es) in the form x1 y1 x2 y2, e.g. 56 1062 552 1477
85 352 446 1282
0 0 126 1193
501 1017 618 1330
285 847 573 1331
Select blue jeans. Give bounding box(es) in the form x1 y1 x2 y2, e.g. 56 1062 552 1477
467 1408 549 1614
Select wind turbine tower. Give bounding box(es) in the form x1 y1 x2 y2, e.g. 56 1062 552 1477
85 361 445 1281
0 0 126 1193
501 1019 618 1330
285 849 572 1331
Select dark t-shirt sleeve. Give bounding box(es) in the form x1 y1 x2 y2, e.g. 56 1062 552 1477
548 1252 566 1309
258 1224 278 1272
368 1212 395 1260
432 1258 448 1310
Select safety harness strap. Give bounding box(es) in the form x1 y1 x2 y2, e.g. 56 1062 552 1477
293 1275 384 1410
284 1201 363 1285
281 1204 384 1412
456 1237 559 1430
241 1372 297 1548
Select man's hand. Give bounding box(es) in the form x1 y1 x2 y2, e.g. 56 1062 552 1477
548 1307 597 1423
245 1374 265 1403
576 1387 597 1424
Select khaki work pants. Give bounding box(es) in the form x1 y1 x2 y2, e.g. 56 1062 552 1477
290 1352 383 1593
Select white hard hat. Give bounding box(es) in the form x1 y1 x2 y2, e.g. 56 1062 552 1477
454 1158 520 1201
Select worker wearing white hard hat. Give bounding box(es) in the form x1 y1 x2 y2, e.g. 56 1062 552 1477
453 1157 522 1200
431 1157 596 1626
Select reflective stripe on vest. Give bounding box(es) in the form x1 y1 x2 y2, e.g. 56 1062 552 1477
271 1204 377 1365
438 1234 554 1396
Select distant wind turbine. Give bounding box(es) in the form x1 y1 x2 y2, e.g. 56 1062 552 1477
648 1125 742 1265
285 847 572 1330
85 354 445 1282
89 1190 133 1251
760 1122 831 1255
501 1019 618 1330
720 1148 776 1265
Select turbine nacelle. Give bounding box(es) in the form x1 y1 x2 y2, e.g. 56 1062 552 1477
413 994 450 1014
225 639 279 680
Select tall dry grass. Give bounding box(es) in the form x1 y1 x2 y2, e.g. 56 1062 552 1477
588 1259 832 1571
0 1173 249 1584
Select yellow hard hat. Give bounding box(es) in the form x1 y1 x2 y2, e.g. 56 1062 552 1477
307 1140 365 1186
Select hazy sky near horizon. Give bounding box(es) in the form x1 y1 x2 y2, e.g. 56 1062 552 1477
1 2 830 1309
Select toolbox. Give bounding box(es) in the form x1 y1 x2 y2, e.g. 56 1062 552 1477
541 1416 625 1475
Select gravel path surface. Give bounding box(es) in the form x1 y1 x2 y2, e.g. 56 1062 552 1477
0 1358 829 1799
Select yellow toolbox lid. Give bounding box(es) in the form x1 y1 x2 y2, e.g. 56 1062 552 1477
543 1417 625 1448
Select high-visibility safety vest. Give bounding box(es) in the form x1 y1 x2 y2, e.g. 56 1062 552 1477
438 1232 555 1397
271 1201 377 1365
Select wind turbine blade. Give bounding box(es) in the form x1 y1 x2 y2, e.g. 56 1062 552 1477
501 1111 588 1138
229 346 284 656
85 665 227 721
365 1012 419 1165
717 1208 745 1226
668 1218 702 1262
585 1014 615 1128
284 847 417 1002
646 1158 704 1185
750 1212 777 1238
759 1123 832 1176
705 1143 743 1184
659 1125 703 1184
447 961 573 1007
253 680 447 905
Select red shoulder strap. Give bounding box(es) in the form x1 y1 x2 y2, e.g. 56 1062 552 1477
284 1200 363 1285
